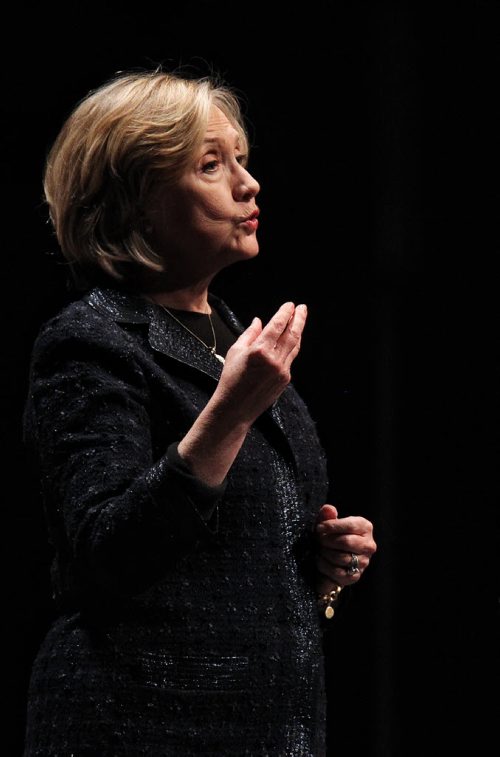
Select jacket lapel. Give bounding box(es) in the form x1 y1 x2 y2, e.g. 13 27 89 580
84 286 227 383
148 308 224 383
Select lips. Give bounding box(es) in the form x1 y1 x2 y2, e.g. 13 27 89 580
240 208 260 222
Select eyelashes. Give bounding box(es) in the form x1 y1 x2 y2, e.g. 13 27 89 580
202 154 248 173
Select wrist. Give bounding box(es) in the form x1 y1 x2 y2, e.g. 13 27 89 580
176 398 252 487
204 390 254 437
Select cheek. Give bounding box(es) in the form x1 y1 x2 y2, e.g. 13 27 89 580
155 185 233 238
191 200 231 230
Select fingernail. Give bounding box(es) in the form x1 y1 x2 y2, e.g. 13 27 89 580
298 303 307 312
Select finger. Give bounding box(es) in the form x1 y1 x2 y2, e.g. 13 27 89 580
256 302 296 346
276 304 308 358
316 504 339 524
317 533 377 556
234 316 263 348
316 515 374 538
316 555 361 585
318 547 369 572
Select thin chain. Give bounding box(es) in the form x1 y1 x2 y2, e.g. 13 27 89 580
159 304 225 364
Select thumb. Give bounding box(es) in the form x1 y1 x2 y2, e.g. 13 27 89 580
236 316 262 347
317 504 339 523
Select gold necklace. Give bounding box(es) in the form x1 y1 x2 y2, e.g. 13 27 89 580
160 304 225 364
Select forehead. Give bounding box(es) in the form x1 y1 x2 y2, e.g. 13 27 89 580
204 105 240 143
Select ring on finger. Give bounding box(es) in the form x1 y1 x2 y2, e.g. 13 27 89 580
346 552 360 575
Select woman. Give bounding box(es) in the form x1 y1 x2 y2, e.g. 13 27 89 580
22 68 376 756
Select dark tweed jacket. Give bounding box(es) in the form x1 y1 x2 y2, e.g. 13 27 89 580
22 286 330 757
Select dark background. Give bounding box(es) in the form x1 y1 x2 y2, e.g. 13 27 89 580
3 2 499 755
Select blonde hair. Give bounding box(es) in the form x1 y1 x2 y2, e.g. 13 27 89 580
43 68 251 289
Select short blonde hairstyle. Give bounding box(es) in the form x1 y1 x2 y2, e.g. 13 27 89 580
43 68 251 289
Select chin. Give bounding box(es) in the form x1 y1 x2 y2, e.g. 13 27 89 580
235 248 259 266
224 242 259 265
208 238 259 274
243 243 259 258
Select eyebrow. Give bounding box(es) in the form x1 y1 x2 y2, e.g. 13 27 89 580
203 134 241 145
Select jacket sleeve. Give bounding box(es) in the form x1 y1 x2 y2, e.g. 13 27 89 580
25 313 226 599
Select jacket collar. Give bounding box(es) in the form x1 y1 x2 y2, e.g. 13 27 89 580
83 285 245 384
83 285 301 476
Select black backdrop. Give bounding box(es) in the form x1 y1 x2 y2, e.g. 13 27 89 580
3 2 499 755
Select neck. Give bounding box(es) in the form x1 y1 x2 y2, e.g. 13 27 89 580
140 280 212 314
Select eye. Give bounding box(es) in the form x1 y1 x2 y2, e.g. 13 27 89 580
202 160 219 173
201 154 248 173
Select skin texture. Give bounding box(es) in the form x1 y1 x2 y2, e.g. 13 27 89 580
143 104 376 596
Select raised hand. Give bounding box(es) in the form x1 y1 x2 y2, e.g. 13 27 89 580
214 301 308 426
177 302 308 486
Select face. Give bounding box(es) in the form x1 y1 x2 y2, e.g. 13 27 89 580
147 105 261 282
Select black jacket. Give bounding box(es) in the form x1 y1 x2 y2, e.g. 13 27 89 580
22 285 330 756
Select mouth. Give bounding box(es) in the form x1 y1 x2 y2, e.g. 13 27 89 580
239 208 260 222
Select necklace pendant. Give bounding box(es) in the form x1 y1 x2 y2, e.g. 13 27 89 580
210 346 225 364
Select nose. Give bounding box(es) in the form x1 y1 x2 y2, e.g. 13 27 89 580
234 164 260 200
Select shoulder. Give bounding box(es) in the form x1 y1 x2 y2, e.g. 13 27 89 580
24 292 152 425
27 291 151 390
31 287 150 359
35 298 113 343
